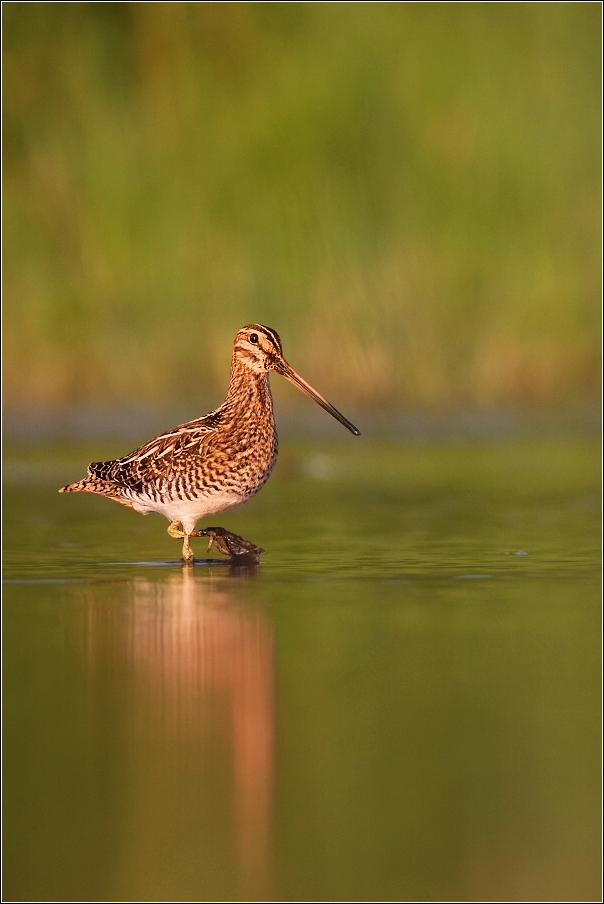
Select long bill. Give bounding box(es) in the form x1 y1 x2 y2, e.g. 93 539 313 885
276 360 361 436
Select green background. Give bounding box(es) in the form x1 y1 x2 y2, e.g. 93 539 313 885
3 2 601 411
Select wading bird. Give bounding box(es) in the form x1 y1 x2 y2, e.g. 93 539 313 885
59 324 360 563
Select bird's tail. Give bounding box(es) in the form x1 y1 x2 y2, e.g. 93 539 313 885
59 478 93 493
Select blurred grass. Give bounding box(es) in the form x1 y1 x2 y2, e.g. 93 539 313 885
2 2 601 410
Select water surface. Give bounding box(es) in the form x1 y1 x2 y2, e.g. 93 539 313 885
3 437 601 901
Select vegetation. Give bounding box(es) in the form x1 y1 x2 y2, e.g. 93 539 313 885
3 3 601 410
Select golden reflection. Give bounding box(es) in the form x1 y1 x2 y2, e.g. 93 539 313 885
88 566 273 899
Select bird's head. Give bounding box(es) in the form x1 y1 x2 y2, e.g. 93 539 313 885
233 324 284 373
232 324 360 435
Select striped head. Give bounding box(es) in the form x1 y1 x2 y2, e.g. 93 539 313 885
233 324 284 373
232 324 360 436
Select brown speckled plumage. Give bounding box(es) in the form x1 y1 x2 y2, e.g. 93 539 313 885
60 324 359 562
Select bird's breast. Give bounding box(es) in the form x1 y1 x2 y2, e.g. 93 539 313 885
202 412 278 496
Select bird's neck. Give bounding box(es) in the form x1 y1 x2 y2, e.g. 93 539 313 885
224 359 274 415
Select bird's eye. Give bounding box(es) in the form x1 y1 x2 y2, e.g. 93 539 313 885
250 333 259 344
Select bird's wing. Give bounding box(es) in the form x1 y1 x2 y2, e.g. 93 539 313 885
87 413 223 490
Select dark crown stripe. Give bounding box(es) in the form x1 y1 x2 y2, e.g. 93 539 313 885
256 324 282 354
242 323 282 354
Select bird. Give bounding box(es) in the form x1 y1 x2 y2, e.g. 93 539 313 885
59 324 360 563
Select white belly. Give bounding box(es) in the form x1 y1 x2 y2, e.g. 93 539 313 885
131 490 246 534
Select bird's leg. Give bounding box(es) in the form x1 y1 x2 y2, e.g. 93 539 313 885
181 533 194 564
167 521 194 563
168 521 263 564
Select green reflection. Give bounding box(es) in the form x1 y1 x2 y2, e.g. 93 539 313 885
2 438 601 900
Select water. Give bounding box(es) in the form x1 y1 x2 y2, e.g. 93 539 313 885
3 437 601 901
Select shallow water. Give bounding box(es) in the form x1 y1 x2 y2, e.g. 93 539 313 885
3 437 601 901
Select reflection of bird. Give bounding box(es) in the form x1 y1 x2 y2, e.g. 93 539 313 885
60 324 360 563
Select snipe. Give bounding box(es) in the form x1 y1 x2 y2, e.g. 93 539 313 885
59 324 360 564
